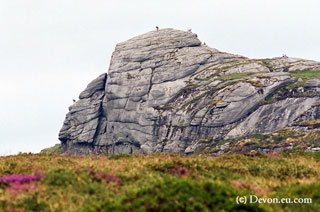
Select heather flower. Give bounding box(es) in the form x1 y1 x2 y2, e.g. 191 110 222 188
8 182 37 197
0 170 45 185
75 166 84 173
232 181 267 195
100 156 107 160
265 153 283 158
0 175 37 184
232 181 242 189
170 167 189 177
88 168 95 175
3 209 27 212
94 172 120 183
34 170 45 180
160 154 172 158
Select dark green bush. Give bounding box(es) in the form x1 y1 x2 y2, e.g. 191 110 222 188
79 177 264 211
108 153 132 160
17 195 50 212
273 183 320 212
122 177 263 212
252 134 269 140
272 135 284 142
45 168 77 187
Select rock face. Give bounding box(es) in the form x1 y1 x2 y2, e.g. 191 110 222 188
59 28 320 154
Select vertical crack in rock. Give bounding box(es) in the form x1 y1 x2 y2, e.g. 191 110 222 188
161 120 172 152
147 68 155 98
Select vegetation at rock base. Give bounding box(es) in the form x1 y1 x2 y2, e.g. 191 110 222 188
40 144 62 154
201 128 320 155
1 152 320 211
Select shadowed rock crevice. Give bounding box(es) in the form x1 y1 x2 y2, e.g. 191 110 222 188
59 28 320 154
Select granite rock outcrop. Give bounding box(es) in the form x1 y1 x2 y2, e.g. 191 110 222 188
59 29 320 154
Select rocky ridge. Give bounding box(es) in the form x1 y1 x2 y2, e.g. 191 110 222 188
59 28 320 155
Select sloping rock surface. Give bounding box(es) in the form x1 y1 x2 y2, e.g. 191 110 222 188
59 28 320 154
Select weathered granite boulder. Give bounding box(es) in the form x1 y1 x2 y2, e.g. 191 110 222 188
226 97 320 139
59 28 320 154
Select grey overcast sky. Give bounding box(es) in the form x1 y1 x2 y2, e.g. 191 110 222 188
1 0 319 155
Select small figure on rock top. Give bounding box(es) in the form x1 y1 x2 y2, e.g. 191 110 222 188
156 26 159 31
282 54 288 58
187 29 192 32
72 99 76 103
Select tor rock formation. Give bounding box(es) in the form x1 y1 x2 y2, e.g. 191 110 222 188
59 29 320 155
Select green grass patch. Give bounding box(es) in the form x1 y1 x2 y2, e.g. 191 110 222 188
197 137 213 143
181 91 209 109
40 144 62 154
290 69 320 81
217 72 257 81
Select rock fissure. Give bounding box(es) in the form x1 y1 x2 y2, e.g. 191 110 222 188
147 68 155 98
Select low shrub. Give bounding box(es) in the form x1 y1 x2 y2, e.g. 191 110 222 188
44 168 76 187
122 177 263 212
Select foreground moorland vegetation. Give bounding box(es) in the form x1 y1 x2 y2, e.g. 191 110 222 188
0 152 320 212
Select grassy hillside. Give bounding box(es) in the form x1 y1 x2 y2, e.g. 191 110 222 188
0 152 319 211
40 144 62 154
